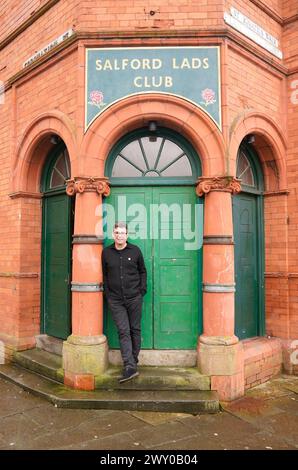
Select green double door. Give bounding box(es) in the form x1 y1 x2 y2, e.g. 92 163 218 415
104 186 201 349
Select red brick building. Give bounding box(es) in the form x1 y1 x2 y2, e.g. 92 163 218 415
0 0 297 401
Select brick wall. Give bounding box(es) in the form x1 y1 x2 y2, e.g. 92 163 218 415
226 48 284 129
15 50 77 136
282 0 298 18
0 0 49 43
243 337 282 389
0 0 76 81
78 0 224 31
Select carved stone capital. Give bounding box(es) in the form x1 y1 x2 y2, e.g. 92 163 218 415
196 176 241 197
66 177 110 197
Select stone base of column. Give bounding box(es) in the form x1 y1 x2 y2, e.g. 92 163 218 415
211 372 245 401
62 334 108 390
198 335 244 401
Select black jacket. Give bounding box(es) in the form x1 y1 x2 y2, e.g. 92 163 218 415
102 242 147 300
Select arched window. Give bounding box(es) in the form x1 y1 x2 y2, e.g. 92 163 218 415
41 144 71 192
237 150 255 187
106 128 200 185
236 144 263 193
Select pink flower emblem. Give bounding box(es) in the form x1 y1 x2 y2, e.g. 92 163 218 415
88 90 105 108
201 88 216 106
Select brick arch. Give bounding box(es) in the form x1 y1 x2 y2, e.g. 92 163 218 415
12 110 77 193
228 111 287 191
81 94 226 177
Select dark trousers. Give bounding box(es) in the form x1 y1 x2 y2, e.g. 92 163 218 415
107 294 143 369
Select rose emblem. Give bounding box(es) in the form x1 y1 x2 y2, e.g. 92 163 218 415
201 88 216 106
88 90 106 109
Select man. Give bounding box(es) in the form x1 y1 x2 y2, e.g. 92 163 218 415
102 222 147 383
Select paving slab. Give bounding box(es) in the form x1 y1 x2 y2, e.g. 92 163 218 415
127 411 190 426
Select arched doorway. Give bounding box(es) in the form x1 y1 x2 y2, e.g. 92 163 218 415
233 142 265 340
103 127 202 350
41 143 73 339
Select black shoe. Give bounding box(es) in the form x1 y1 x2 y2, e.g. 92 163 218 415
119 367 139 383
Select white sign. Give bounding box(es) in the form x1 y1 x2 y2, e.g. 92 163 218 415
224 7 282 59
23 29 74 68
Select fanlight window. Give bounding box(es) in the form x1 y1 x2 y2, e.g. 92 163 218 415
50 148 71 188
112 136 193 178
236 150 255 187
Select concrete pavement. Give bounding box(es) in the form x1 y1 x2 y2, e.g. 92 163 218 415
0 374 297 450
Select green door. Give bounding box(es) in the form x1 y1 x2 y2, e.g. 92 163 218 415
153 187 199 348
42 194 72 339
234 144 265 340
104 186 200 349
41 144 72 339
233 193 259 339
104 187 153 348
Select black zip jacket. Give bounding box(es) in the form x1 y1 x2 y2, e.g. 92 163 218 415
102 242 147 300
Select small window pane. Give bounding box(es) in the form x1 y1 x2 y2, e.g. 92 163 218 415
112 156 142 177
55 154 67 176
156 139 184 171
140 137 163 168
49 151 71 189
51 168 65 187
161 154 192 176
120 140 146 171
237 151 255 187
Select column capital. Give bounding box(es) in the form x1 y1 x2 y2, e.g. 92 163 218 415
196 176 241 197
66 176 110 197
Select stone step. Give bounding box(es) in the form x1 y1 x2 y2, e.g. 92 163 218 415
35 334 63 355
0 363 219 413
13 349 64 383
96 366 211 391
13 348 210 391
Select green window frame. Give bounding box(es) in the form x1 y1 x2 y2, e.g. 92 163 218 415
105 127 201 185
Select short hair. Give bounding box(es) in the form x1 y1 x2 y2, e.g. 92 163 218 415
113 221 128 233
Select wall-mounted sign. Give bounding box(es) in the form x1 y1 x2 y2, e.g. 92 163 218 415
23 29 74 68
85 47 221 130
224 7 282 59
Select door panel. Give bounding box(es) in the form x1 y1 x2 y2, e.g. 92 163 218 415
42 194 71 339
153 187 199 348
103 187 153 348
234 194 258 339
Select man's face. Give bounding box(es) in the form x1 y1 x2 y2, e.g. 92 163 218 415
113 227 128 246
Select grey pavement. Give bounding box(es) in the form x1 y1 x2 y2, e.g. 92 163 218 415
0 374 297 451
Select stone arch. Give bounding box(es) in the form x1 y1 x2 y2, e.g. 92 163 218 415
228 110 287 191
80 94 226 178
12 110 77 193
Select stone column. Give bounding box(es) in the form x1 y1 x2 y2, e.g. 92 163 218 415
62 176 110 390
196 176 245 400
